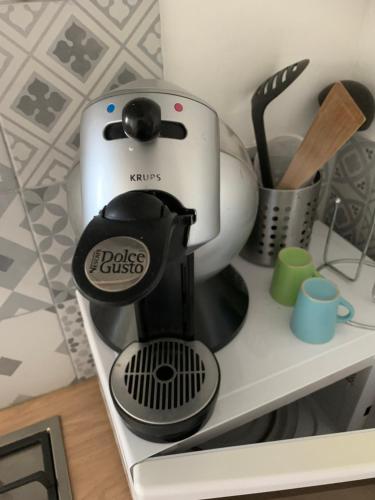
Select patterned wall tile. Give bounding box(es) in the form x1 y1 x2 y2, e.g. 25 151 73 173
56 298 96 379
0 3 46 36
66 126 81 152
137 12 162 67
361 205 375 257
49 18 108 82
3 118 75 188
104 61 141 93
23 184 77 304
323 136 375 258
0 191 52 320
0 121 17 192
316 154 336 221
12 73 72 132
53 99 88 160
88 51 153 99
29 149 76 188
0 2 63 52
3 118 43 179
0 307 76 409
1 59 85 146
0 32 28 98
76 0 157 45
33 2 121 94
0 357 21 377
89 0 142 31
0 44 11 76
125 2 163 76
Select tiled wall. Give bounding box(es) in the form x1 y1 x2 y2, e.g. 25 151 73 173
322 136 375 258
0 0 162 409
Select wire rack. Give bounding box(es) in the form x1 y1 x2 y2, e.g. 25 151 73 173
318 197 375 330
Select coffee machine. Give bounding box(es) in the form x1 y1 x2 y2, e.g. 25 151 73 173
71 80 258 442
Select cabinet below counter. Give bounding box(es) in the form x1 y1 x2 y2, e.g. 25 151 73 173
0 377 131 500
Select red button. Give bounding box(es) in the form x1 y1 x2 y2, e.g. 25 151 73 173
174 103 183 112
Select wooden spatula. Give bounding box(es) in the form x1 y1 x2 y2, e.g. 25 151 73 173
277 82 365 189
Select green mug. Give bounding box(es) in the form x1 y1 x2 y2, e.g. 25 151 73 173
270 247 319 306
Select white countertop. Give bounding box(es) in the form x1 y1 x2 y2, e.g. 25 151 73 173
78 221 375 472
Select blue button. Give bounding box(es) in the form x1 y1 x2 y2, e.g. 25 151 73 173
107 103 116 113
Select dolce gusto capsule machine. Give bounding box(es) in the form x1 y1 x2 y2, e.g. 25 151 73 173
72 80 258 442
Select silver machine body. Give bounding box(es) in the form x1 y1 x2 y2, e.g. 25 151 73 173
71 79 259 282
70 80 259 441
80 81 220 249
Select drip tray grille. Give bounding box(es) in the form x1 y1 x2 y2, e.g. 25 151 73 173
124 340 206 410
110 338 219 426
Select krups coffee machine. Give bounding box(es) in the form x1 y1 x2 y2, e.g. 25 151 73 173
71 80 258 442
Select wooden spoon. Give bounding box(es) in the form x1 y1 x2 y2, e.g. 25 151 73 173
277 82 365 189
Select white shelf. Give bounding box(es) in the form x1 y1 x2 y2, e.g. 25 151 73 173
78 221 375 472
184 393 337 452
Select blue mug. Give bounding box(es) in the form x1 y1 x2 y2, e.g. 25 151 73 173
291 277 355 344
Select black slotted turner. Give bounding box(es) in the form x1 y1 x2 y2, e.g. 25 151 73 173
252 59 310 188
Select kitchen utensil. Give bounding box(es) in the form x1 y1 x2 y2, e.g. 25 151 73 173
319 80 375 131
241 172 321 267
270 247 319 306
291 277 354 344
252 59 310 188
278 82 366 190
253 135 302 187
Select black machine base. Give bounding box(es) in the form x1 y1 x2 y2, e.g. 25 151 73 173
111 394 217 443
109 338 221 442
90 265 249 353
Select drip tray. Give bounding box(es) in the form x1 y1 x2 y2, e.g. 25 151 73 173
109 338 220 442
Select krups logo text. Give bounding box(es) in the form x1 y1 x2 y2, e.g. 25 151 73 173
130 173 161 182
88 248 146 275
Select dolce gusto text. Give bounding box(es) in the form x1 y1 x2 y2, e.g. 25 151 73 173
89 248 146 275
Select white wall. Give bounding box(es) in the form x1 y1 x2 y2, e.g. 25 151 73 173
354 0 375 139
159 0 371 145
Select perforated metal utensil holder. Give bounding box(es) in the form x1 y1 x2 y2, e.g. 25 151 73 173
242 175 321 267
